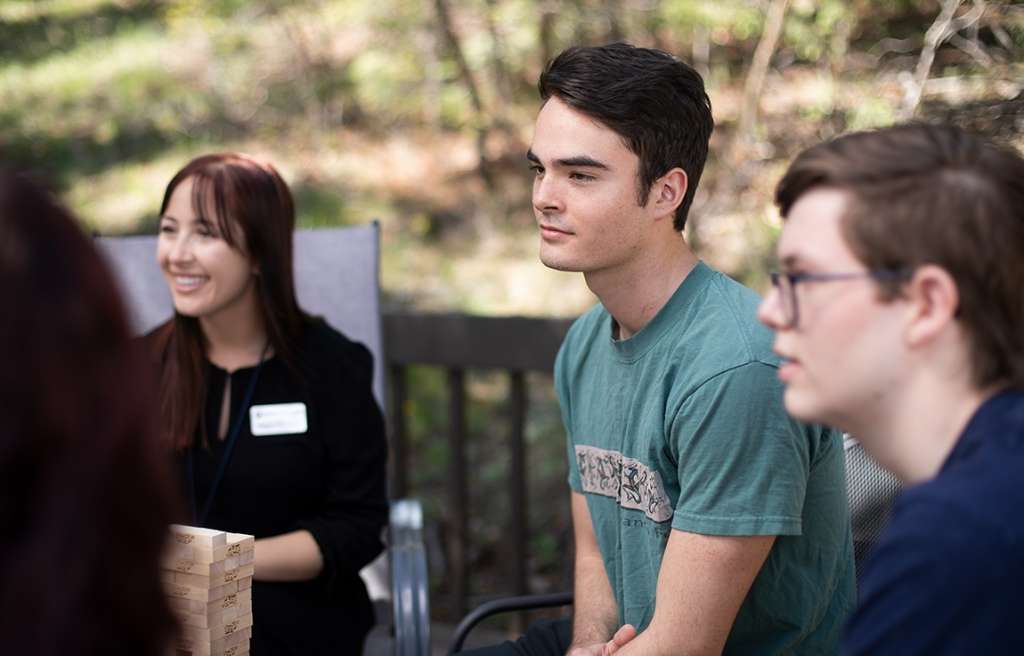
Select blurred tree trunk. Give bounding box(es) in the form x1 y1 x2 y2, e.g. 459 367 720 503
420 23 443 129
738 0 790 140
694 0 789 253
277 12 330 132
604 0 624 42
572 0 589 44
643 0 668 51
434 0 495 187
692 23 710 80
828 5 855 78
485 0 512 109
538 0 557 66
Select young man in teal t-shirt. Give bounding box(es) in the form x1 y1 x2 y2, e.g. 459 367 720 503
504 43 853 656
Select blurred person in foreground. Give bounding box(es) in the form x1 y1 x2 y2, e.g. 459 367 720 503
0 170 180 654
149 153 388 655
758 123 1024 655
465 42 854 656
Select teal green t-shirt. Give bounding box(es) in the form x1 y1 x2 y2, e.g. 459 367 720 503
556 262 855 654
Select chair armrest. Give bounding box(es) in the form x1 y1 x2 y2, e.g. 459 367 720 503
390 498 431 656
448 592 573 654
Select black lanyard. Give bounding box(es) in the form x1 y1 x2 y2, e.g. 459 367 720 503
187 350 269 526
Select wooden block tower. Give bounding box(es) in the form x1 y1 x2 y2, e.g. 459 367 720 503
162 525 255 656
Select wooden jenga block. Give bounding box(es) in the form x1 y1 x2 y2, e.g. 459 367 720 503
221 588 252 609
223 643 250 656
171 525 227 549
164 579 238 604
175 606 222 629
226 533 254 554
172 578 253 627
166 541 230 565
180 613 252 643
175 563 255 589
221 563 255 585
224 550 255 570
173 571 211 588
176 626 251 656
166 558 227 577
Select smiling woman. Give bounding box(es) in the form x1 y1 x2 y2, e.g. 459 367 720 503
148 153 388 655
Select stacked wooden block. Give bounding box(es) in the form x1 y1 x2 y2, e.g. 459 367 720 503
163 525 255 656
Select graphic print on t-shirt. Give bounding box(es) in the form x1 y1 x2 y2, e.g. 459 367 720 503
575 445 673 522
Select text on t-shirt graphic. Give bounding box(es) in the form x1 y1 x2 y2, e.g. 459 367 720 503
575 445 672 522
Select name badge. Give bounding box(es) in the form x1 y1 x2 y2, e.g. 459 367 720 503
249 403 308 436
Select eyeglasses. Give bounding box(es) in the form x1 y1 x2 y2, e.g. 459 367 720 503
768 269 911 329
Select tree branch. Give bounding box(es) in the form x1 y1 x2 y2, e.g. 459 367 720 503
739 0 790 140
901 0 967 119
433 0 494 187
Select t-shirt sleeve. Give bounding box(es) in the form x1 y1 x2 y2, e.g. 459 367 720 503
669 361 809 536
554 339 583 493
296 341 389 596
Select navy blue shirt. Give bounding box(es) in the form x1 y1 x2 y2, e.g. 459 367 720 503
843 390 1024 655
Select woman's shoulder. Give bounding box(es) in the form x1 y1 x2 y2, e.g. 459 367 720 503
298 317 374 375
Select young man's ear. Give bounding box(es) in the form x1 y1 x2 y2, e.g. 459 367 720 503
904 264 960 347
650 168 688 220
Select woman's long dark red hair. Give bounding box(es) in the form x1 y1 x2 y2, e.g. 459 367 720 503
0 170 181 654
154 153 307 450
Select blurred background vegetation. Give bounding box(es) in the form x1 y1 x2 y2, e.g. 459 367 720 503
3 0 1022 627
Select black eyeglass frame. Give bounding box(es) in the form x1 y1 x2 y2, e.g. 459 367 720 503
768 269 911 329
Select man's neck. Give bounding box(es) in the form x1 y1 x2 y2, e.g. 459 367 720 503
584 235 698 340
846 371 994 485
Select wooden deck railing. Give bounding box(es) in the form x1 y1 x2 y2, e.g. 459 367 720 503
383 312 574 617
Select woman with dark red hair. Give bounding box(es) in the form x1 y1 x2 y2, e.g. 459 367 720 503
0 171 181 655
150 153 387 655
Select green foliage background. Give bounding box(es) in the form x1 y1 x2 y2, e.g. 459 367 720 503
3 0 1022 626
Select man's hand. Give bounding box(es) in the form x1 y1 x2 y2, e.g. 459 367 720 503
566 624 638 656
603 625 638 654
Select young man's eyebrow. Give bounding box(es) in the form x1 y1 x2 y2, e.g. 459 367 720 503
525 149 610 170
556 155 609 170
779 253 828 271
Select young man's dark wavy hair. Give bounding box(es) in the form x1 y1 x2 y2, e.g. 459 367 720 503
776 123 1024 391
538 42 714 232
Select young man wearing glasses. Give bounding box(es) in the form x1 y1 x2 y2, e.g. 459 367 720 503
759 123 1024 655
462 43 855 656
